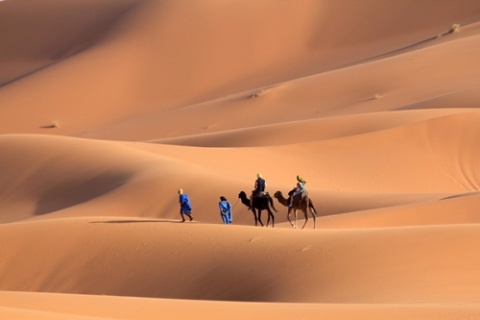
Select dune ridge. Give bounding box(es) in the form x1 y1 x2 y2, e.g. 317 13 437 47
1 0 480 319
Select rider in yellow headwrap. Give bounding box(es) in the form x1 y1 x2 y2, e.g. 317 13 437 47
289 175 306 207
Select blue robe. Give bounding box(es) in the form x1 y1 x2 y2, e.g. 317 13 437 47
179 194 192 214
219 200 232 224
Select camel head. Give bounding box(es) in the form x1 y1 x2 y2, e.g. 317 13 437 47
238 191 247 199
273 191 283 198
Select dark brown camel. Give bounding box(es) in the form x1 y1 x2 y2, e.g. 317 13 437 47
238 191 276 227
273 190 317 229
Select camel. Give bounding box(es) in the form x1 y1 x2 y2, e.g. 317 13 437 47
273 190 317 229
238 191 276 227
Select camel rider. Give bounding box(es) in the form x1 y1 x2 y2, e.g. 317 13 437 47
250 173 266 208
289 175 306 207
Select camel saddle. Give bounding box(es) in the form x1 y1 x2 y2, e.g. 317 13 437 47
288 189 308 200
253 191 269 199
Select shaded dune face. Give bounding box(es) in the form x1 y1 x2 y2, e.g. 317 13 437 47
0 137 130 216
0 0 141 86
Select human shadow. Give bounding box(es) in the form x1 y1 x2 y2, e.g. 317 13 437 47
90 219 183 224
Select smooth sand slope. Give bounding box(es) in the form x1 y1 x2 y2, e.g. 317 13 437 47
1 0 480 319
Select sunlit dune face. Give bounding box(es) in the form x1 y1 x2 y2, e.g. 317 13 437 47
1 0 480 319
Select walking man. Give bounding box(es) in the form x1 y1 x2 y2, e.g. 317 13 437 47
219 196 232 224
178 189 193 222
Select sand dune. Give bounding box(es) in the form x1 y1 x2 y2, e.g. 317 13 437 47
0 0 140 86
3 292 480 320
2 218 480 303
1 0 480 319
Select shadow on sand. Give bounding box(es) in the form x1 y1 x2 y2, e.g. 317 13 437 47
89 219 190 224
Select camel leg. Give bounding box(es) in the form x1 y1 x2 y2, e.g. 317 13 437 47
301 208 308 230
308 202 317 230
287 208 295 228
294 209 299 229
257 210 264 227
267 209 274 228
252 209 257 226
311 210 316 230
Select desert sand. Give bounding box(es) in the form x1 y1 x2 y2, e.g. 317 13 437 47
1 0 480 319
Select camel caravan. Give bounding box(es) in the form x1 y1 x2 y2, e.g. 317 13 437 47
238 174 317 229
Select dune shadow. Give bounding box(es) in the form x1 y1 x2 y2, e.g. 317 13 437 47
40 124 59 129
90 219 182 224
440 191 480 201
34 172 132 216
342 32 449 70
